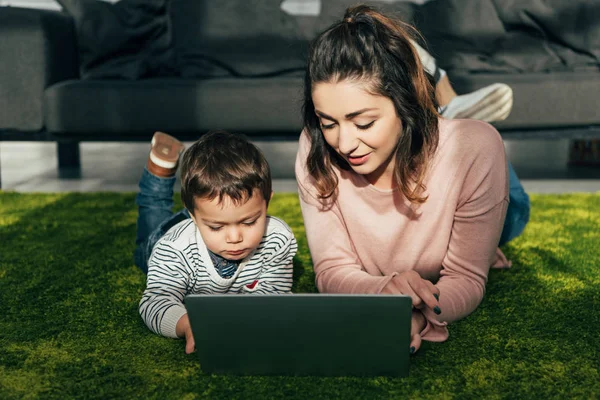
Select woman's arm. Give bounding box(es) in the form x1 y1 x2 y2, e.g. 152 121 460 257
295 132 397 293
423 123 510 341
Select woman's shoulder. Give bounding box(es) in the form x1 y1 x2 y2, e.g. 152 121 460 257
295 129 315 189
436 118 506 172
438 118 504 153
430 118 507 188
296 129 311 160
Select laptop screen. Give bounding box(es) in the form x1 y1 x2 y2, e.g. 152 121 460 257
185 293 412 377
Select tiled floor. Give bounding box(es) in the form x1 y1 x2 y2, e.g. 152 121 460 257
1 139 600 194
0 140 300 193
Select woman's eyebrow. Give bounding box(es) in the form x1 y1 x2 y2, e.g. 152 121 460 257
345 108 377 119
315 108 377 121
315 110 336 121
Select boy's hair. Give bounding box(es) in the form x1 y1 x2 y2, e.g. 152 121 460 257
302 4 439 205
180 130 272 212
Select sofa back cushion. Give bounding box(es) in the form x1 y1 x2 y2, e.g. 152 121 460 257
314 0 417 39
58 0 175 79
416 0 600 73
170 0 308 77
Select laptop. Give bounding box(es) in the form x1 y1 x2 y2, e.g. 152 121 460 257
184 293 412 377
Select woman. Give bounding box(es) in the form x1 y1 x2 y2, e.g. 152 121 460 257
295 5 530 353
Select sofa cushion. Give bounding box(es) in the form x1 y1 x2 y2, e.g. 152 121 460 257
449 72 600 130
0 7 78 132
311 0 418 40
417 0 600 73
170 0 307 78
44 72 600 136
44 78 304 136
57 0 175 79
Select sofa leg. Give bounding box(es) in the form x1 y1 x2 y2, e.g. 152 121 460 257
57 141 81 170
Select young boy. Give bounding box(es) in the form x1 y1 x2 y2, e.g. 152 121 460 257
136 131 297 354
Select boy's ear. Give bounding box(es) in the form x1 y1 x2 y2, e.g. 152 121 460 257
187 209 197 224
270 191 274 202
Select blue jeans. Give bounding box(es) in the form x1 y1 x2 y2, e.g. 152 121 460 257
134 168 190 274
499 162 530 246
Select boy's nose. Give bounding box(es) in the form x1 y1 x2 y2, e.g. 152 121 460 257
226 227 243 243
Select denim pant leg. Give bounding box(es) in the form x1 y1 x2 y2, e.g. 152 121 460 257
134 168 191 274
499 161 530 246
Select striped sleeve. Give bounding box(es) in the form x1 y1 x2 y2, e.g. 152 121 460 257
138 241 193 339
242 220 297 294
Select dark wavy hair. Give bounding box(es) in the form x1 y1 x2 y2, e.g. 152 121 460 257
180 130 272 212
302 4 439 204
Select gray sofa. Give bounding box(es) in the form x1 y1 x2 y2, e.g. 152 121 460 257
1 0 599 186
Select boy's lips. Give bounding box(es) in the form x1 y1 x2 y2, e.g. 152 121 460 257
226 249 246 256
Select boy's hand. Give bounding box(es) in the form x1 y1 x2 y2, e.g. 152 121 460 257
176 314 196 354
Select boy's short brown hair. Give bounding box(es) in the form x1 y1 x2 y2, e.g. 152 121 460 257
180 130 272 213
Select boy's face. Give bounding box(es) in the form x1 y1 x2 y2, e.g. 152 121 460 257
190 190 269 261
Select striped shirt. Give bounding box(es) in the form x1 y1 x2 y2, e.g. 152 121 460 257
139 216 298 339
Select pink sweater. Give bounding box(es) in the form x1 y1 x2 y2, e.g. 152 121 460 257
295 118 509 341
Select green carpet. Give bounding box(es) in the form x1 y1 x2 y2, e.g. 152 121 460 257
0 192 598 399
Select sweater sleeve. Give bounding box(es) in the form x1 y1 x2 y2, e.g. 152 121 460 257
422 126 509 342
242 228 297 294
138 241 191 339
295 132 397 294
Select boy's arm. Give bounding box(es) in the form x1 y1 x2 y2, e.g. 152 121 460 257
138 242 191 339
242 231 297 294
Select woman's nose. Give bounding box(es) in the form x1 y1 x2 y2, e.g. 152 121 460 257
337 125 359 155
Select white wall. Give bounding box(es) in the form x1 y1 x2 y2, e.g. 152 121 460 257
0 0 61 10
0 0 431 12
0 0 120 9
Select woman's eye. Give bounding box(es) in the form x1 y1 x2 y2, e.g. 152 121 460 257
320 121 336 130
356 121 375 130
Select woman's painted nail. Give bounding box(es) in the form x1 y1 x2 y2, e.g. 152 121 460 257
434 293 439 301
410 346 415 354
433 306 441 315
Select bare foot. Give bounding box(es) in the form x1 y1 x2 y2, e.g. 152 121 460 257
492 247 512 269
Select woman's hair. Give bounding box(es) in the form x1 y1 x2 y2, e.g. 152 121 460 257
180 130 272 212
302 4 439 204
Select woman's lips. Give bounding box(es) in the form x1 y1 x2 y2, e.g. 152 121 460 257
347 152 371 165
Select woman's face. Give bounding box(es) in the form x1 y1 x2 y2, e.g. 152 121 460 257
312 79 403 188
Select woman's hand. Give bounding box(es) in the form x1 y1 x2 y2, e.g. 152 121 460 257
410 310 427 354
383 270 441 314
176 314 196 354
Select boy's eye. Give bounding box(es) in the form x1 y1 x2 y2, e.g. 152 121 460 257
208 226 222 231
243 220 257 227
356 121 375 130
